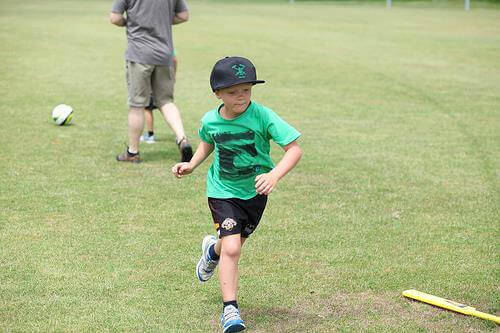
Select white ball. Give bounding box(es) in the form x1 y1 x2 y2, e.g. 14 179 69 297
52 104 74 126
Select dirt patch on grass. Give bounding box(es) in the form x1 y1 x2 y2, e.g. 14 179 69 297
209 291 494 332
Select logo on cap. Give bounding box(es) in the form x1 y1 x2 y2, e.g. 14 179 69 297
231 64 247 79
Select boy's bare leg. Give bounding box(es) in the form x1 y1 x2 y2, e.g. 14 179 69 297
144 109 154 133
214 237 245 258
218 235 246 302
128 107 145 153
158 102 186 142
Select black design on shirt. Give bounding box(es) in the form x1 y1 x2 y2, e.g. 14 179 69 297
213 131 259 180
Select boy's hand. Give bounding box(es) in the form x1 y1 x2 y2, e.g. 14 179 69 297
172 162 193 178
255 173 278 195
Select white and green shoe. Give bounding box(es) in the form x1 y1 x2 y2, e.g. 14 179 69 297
221 305 245 332
196 235 218 282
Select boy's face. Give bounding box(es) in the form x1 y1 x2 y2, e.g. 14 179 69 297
215 83 253 116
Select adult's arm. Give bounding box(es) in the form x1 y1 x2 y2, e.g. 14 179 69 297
110 12 127 27
173 10 189 25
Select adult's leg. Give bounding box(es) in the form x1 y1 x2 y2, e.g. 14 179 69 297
125 61 152 153
153 62 187 143
128 107 145 153
153 62 192 161
158 102 186 143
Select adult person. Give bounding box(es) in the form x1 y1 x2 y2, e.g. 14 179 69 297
110 0 193 163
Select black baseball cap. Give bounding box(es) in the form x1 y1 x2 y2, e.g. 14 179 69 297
210 56 265 92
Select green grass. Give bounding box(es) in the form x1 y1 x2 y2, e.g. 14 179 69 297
1 0 499 331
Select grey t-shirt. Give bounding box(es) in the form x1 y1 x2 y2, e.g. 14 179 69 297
111 0 188 66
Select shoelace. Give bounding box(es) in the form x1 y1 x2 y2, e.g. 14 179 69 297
202 258 218 273
223 308 240 322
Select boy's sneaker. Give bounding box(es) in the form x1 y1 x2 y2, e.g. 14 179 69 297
196 235 218 282
140 133 156 144
116 149 142 163
177 137 193 162
221 305 246 332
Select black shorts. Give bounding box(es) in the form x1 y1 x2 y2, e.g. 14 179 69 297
208 195 268 239
145 96 157 111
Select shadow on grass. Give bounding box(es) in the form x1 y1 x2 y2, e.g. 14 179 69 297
209 306 323 332
242 306 326 332
207 291 496 331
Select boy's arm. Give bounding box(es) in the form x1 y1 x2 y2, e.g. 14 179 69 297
255 140 302 195
172 141 214 178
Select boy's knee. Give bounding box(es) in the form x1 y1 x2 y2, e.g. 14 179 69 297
221 237 241 258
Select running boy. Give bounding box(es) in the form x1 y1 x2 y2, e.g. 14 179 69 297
171 56 302 332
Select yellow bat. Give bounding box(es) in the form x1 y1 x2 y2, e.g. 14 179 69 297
403 289 499 324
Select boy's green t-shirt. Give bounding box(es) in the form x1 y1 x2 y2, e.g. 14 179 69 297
198 101 301 200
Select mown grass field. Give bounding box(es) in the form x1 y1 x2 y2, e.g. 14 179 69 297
0 0 499 331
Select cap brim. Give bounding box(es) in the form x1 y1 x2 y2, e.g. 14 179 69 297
251 80 265 85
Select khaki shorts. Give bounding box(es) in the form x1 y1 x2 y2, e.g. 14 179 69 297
126 61 175 109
